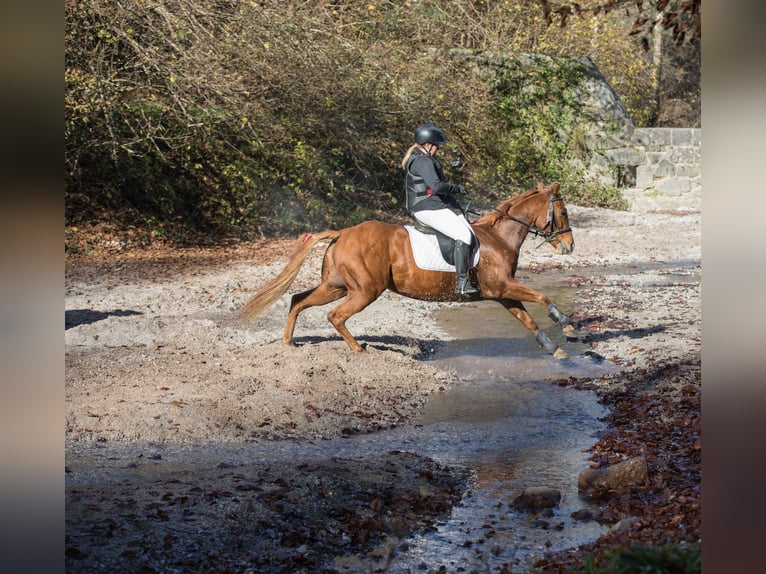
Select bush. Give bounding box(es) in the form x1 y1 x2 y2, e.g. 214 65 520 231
66 0 662 245
584 543 701 574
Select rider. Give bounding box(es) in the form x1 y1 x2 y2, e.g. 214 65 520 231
401 123 479 295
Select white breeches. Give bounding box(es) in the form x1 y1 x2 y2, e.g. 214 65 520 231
413 209 474 244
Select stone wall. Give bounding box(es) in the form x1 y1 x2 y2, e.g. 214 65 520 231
442 50 702 213
524 54 703 213
604 127 702 212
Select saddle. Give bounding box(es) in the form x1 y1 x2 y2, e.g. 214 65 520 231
404 218 480 272
410 218 458 264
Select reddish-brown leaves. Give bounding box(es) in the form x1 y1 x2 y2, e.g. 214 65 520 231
542 357 701 572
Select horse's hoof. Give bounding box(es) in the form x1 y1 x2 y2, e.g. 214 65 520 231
553 348 569 360
562 324 579 340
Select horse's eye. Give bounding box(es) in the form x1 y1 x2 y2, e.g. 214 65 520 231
560 211 567 218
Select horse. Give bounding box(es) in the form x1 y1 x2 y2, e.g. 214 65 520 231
239 182 577 359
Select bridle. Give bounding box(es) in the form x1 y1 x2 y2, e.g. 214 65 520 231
491 191 572 247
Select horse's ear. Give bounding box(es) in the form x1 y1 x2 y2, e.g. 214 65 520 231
550 182 561 195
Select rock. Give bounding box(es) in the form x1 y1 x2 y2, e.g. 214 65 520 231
512 486 562 511
610 516 639 533
571 508 595 521
578 456 648 500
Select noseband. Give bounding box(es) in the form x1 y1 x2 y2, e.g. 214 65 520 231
492 191 572 247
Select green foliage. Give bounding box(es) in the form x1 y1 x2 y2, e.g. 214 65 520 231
584 543 701 574
493 55 587 181
489 55 626 209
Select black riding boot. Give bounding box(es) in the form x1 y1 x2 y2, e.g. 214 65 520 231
454 240 479 295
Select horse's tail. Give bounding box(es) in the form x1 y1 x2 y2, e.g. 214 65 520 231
238 230 341 322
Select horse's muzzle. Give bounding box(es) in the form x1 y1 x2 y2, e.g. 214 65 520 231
556 239 574 255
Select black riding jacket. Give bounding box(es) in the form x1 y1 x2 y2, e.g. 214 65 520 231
404 148 463 214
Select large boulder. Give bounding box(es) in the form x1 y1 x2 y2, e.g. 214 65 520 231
578 456 649 500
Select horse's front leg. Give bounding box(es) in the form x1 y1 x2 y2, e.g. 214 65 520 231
500 299 569 359
543 301 578 339
495 279 577 336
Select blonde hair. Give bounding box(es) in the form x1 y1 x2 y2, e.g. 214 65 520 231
401 143 421 170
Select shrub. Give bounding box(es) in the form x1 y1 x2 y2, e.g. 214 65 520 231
66 0 667 244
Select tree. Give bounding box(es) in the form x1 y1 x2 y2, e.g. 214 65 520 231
66 0 675 246
538 0 701 49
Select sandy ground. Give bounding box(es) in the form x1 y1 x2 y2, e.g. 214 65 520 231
64 205 701 572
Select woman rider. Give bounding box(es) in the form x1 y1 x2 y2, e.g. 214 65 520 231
401 123 479 295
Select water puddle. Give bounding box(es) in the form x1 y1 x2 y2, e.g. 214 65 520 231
364 288 614 572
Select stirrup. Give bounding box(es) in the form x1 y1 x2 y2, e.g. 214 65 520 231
456 280 479 295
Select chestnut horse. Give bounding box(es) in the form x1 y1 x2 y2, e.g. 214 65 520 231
239 182 577 358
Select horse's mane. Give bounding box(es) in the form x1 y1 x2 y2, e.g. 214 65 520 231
478 187 542 226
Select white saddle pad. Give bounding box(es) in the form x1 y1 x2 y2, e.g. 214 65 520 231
404 225 480 272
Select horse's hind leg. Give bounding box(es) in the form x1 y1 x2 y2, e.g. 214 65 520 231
500 299 569 359
327 290 382 352
283 284 347 346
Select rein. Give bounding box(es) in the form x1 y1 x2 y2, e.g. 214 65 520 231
492 192 572 248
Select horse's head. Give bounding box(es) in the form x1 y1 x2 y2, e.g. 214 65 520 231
483 182 575 254
533 182 574 255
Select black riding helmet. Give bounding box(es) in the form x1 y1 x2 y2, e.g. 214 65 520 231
414 124 448 145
